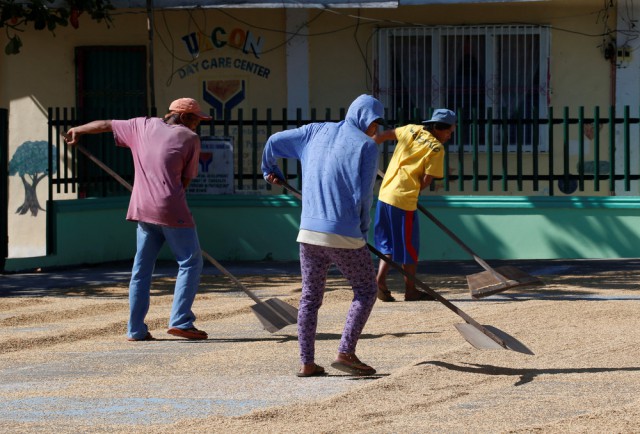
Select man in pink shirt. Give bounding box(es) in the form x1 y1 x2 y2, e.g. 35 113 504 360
65 98 211 341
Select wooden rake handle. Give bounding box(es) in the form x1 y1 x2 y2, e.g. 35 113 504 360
77 144 133 193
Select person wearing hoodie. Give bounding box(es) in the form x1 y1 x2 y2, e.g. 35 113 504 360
261 94 384 378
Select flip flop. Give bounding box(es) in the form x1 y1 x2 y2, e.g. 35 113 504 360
167 327 208 340
296 364 327 378
127 332 154 342
331 355 376 376
404 291 435 301
377 286 396 302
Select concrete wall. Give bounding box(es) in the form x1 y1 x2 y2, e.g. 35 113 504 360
5 194 640 272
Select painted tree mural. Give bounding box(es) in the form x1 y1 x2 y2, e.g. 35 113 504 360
9 140 57 216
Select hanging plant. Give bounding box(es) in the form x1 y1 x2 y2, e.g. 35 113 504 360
1 0 114 54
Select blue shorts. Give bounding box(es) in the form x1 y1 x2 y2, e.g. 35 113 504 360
374 201 420 264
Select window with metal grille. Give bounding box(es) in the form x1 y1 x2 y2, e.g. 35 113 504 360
375 25 550 151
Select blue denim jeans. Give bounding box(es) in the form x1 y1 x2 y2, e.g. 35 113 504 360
127 222 203 340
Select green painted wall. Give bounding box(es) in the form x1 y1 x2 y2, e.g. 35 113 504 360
5 195 640 272
420 196 640 260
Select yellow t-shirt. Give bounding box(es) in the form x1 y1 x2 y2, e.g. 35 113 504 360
378 124 445 211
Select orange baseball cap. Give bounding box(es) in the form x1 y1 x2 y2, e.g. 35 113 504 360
168 98 212 120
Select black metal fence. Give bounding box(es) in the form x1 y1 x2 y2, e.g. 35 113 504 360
48 106 640 198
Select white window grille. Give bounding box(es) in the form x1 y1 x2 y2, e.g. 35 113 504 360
375 25 550 151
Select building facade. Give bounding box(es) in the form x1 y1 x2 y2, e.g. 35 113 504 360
1 0 639 265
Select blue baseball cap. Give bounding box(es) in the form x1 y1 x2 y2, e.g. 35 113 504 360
422 109 457 126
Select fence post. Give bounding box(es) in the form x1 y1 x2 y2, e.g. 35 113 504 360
486 107 493 192
296 108 302 189
457 107 465 192
501 107 508 191
281 108 288 183
237 108 244 191
472 108 478 191
578 106 584 191
265 108 273 192
0 108 7 271
562 106 570 194
548 106 554 196
532 105 539 191
252 108 258 191
608 106 615 194
594 106 600 192
516 111 523 191
624 105 630 192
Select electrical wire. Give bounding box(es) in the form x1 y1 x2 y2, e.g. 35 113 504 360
110 4 640 88
149 6 368 84
110 3 640 40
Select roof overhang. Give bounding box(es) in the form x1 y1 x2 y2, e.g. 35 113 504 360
400 0 546 4
71 0 548 9
108 1 397 8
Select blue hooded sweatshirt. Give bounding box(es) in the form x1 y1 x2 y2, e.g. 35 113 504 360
261 94 384 240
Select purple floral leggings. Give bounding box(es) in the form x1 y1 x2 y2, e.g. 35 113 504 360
298 242 377 365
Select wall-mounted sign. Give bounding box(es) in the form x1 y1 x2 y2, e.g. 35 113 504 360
187 136 234 195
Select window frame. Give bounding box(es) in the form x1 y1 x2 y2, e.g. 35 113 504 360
375 25 551 152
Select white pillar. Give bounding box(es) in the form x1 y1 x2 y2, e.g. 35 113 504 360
284 9 309 179
286 9 310 119
614 0 640 195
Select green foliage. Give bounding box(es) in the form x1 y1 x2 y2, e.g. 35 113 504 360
9 140 58 176
1 0 114 54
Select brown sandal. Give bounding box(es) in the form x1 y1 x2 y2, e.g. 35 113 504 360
331 353 376 376
297 364 327 377
377 286 396 302
127 332 154 342
404 291 435 301
167 327 208 340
